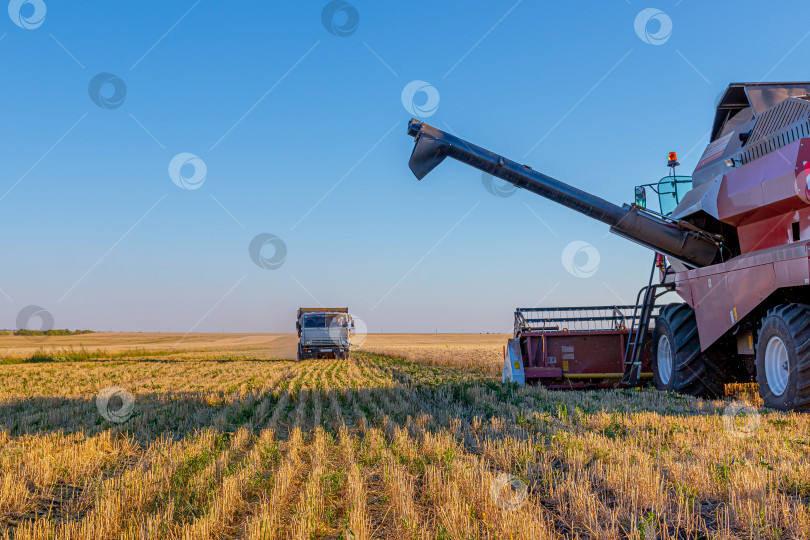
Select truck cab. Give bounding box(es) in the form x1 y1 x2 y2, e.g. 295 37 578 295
296 307 353 360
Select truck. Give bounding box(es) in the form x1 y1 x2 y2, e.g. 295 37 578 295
296 307 352 360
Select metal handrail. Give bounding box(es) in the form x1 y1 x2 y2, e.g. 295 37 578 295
515 304 661 334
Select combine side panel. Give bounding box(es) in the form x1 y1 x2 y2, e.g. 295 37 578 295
503 338 525 386
677 240 810 350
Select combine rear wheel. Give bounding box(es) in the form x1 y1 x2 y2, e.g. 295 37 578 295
652 303 726 398
756 304 810 411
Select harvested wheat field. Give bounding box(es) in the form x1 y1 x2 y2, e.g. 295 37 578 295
360 334 507 376
0 333 301 361
1 334 809 539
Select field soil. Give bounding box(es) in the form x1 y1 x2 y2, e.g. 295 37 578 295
0 333 807 539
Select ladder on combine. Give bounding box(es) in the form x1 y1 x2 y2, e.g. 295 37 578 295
621 254 667 385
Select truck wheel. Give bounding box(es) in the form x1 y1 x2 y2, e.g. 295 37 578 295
756 304 810 411
297 345 304 362
652 303 726 398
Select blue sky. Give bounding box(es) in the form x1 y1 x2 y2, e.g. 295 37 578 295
0 1 807 333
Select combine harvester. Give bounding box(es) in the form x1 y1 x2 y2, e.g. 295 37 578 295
407 82 810 411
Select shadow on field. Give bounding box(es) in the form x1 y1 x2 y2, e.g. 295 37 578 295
0 374 735 445
0 385 441 442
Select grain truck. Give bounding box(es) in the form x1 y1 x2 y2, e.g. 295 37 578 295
296 307 352 360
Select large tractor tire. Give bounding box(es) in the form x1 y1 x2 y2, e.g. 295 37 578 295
755 304 810 411
652 303 727 398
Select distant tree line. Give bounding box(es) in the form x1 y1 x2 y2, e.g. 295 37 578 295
1 329 96 336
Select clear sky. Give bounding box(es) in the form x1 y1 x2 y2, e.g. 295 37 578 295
1 1 807 334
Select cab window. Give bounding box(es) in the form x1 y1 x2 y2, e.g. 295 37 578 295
304 315 326 328
657 176 692 216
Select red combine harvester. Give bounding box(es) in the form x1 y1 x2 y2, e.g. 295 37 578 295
407 82 810 411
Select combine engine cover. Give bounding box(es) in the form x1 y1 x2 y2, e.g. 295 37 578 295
675 82 810 253
668 83 810 350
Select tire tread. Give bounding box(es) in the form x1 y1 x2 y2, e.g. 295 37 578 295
757 303 810 410
656 303 727 398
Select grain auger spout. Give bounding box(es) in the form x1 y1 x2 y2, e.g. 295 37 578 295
406 119 722 268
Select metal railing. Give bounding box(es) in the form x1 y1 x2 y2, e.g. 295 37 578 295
514 305 662 336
